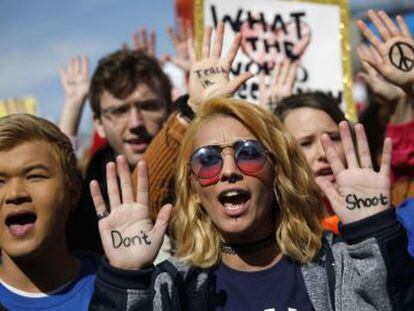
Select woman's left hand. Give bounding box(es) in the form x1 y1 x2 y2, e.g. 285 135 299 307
316 121 392 224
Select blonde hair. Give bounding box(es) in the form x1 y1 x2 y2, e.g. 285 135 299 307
172 98 326 267
0 114 79 187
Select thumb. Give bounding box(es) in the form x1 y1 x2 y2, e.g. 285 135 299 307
152 204 173 236
225 72 254 95
315 177 340 210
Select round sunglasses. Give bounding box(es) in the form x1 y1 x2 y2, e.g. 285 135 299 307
189 139 270 186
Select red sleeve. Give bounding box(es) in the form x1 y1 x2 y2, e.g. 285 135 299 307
385 120 414 181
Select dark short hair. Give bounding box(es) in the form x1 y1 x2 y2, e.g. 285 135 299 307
275 91 346 125
89 50 173 117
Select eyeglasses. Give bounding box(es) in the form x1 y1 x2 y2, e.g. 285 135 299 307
101 99 166 122
189 139 270 186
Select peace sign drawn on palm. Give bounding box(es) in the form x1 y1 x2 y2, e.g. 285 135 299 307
90 156 172 270
358 10 414 89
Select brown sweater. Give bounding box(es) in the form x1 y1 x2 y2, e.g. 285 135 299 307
132 112 187 221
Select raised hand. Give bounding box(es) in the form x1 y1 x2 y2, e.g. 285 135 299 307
258 58 298 111
162 18 192 72
122 28 156 58
58 56 89 137
59 56 90 103
90 156 172 270
357 10 414 90
187 22 253 112
315 121 391 224
357 44 407 106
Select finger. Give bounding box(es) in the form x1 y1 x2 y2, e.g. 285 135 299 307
152 204 173 236
89 180 109 217
339 121 359 168
224 33 242 67
68 58 74 81
74 56 81 75
187 37 196 64
225 72 254 95
361 60 378 77
367 10 392 41
357 20 384 54
168 26 179 47
397 15 412 38
116 155 134 204
355 123 373 168
285 61 297 89
58 67 67 84
315 177 341 206
279 58 290 84
272 61 282 85
356 71 370 83
135 160 149 206
212 22 224 58
380 137 392 177
177 17 185 40
149 31 156 57
320 133 345 175
106 162 121 209
185 19 194 40
141 28 148 51
258 72 268 107
82 56 89 77
133 31 141 50
378 10 400 36
201 26 212 58
368 44 383 64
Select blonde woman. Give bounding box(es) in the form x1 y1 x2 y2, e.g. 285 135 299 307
89 97 413 311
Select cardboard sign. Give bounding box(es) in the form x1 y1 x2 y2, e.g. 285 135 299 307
195 0 356 121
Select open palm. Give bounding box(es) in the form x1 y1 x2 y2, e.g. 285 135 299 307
187 22 253 111
316 122 391 224
90 156 172 270
358 10 414 89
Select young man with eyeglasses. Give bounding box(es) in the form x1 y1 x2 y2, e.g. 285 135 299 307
66 50 174 253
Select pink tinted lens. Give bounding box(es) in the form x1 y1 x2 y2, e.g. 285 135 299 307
235 141 266 173
190 147 222 179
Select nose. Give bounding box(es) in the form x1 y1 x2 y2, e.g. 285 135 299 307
4 179 31 206
220 149 243 183
128 106 145 129
315 139 327 163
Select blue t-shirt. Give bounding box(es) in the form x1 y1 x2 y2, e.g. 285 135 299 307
0 252 99 311
210 256 313 311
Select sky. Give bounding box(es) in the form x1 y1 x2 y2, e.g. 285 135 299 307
0 0 176 143
0 0 413 147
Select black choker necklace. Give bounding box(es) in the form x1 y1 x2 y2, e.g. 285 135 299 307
220 232 276 255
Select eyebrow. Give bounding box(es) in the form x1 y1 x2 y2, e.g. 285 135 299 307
0 165 51 178
23 165 51 174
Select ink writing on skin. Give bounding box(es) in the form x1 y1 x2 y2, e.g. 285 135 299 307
345 193 388 211
195 66 227 78
111 230 151 249
388 42 414 73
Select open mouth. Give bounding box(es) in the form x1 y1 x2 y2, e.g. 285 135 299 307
316 167 334 177
218 189 251 217
5 211 37 237
124 138 151 152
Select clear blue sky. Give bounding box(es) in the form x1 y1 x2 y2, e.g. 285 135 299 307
0 0 176 141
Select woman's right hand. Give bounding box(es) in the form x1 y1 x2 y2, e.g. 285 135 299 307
90 156 172 270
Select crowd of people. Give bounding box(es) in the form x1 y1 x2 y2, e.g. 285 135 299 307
0 8 413 311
